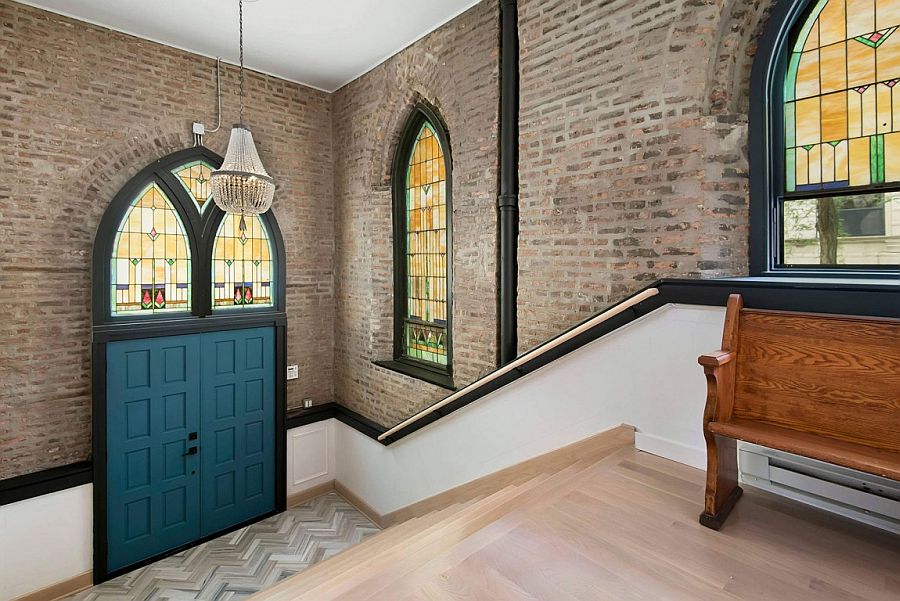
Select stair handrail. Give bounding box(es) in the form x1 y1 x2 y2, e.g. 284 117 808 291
377 287 660 441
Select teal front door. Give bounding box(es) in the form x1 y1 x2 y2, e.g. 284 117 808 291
106 327 275 573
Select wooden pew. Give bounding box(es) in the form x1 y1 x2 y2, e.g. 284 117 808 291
698 294 900 529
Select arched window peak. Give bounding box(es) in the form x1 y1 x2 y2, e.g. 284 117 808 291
172 160 215 213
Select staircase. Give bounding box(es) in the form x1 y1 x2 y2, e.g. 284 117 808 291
250 426 634 600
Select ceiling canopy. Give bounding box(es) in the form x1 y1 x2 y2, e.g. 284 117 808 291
18 0 481 92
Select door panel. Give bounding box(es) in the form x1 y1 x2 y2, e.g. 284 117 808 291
199 327 275 536
107 335 201 572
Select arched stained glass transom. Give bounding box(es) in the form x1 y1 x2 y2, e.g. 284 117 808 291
212 213 274 308
95 148 285 323
785 0 900 191
110 183 191 314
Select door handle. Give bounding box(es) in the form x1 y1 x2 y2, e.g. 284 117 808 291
182 446 198 456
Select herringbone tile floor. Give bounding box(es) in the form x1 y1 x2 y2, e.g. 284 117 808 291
67 492 380 601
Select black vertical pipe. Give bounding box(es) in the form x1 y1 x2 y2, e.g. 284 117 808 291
498 0 519 365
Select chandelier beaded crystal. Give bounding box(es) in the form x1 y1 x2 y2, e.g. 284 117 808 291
210 0 275 227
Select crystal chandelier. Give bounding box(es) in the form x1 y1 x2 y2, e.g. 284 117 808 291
210 0 275 229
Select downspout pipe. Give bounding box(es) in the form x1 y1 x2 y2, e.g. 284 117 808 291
498 0 519 365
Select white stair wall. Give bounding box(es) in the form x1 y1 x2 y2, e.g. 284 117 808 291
335 303 726 516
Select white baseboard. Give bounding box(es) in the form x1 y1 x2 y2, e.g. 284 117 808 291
634 431 706 470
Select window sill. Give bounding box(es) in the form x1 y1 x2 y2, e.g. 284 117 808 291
372 359 456 390
730 274 899 289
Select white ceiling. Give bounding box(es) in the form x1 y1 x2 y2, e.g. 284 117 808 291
17 0 482 92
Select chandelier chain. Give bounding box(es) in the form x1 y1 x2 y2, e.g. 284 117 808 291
239 0 244 125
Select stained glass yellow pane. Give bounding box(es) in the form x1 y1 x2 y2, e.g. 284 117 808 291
849 136 872 185
820 43 847 93
796 51 821 98
172 161 214 212
796 97 821 145
819 0 847 46
110 183 191 314
211 213 274 309
403 122 449 366
877 0 900 29
785 0 900 192
821 91 848 141
847 0 875 37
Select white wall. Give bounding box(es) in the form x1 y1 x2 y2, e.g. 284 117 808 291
335 304 725 515
287 420 336 496
0 484 93 601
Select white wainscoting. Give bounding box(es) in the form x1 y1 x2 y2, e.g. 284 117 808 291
0 484 93 601
286 420 336 496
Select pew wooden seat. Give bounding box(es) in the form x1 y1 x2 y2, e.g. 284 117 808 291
698 294 900 530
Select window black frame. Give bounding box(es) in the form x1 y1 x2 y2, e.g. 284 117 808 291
748 0 900 278
379 103 455 388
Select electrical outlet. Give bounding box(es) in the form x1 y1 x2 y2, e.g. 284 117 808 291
286 365 299 380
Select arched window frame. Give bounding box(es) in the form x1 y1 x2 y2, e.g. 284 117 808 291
378 103 454 389
92 147 286 325
749 0 900 278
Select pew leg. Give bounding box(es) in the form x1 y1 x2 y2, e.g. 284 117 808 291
700 434 742 530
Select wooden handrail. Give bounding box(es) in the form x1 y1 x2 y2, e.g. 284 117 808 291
377 287 660 441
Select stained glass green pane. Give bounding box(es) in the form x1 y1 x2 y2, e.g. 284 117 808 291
110 183 191 315
172 161 215 212
211 213 274 309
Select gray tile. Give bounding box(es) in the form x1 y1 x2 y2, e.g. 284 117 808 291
68 493 379 601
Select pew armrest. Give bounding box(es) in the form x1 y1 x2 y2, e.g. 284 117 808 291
698 350 734 368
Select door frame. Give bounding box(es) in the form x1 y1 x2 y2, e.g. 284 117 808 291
91 148 288 582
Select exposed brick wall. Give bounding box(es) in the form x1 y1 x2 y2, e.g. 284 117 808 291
1 0 781 477
0 0 334 479
330 1 500 426
515 0 774 352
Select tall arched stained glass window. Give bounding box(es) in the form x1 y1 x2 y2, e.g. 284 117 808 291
779 0 900 268
212 213 274 308
172 160 214 213
111 183 191 314
389 105 452 378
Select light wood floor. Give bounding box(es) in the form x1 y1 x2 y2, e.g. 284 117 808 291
252 448 900 600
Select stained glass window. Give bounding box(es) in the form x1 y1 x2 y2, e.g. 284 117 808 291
212 213 273 308
403 122 449 365
111 183 191 314
785 0 900 191
781 0 900 267
172 161 214 212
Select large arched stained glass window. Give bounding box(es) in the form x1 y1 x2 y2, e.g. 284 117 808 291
212 213 273 308
111 183 191 314
781 0 900 267
399 116 450 368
